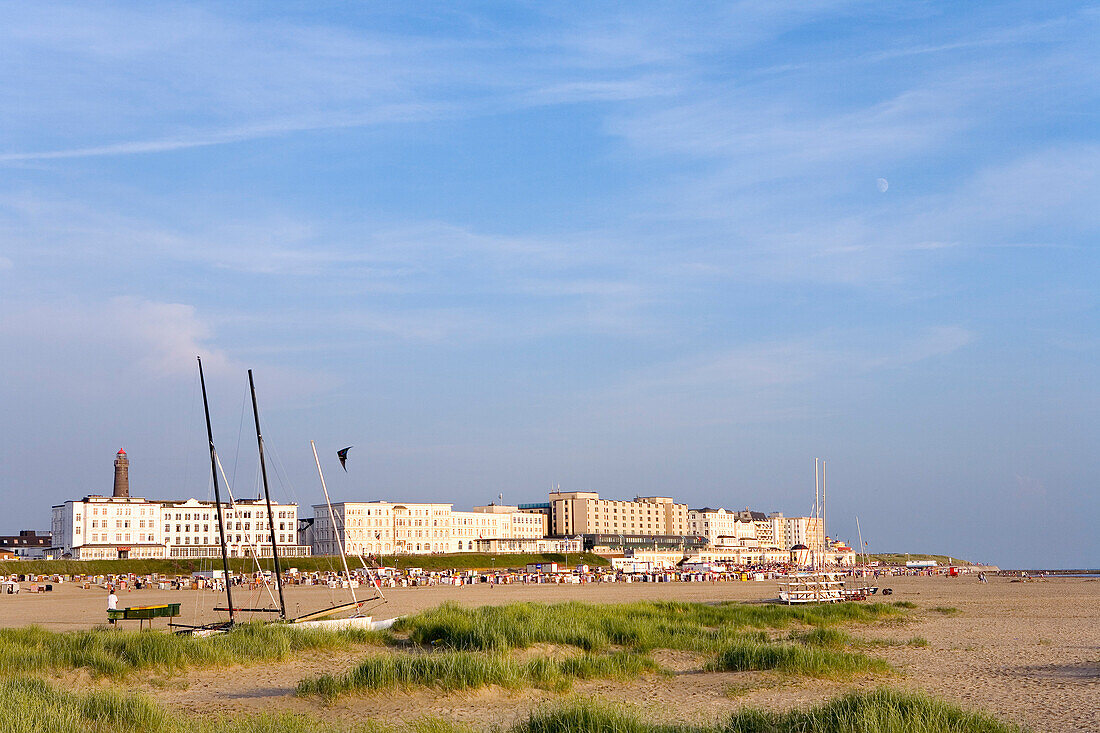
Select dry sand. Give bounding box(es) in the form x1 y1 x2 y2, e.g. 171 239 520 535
3 576 1097 732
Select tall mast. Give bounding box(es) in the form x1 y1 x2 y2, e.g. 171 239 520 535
822 460 827 567
856 516 865 570
249 369 286 619
814 458 820 570
198 356 235 623
312 440 357 604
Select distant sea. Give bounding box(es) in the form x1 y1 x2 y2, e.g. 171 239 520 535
1008 569 1100 577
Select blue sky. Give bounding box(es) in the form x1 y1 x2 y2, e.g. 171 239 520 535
1 2 1097 568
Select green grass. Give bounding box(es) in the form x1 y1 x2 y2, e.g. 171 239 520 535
791 627 855 649
513 692 1024 733
892 601 918 609
723 688 1024 732
0 676 360 733
907 637 930 648
0 553 609 577
865 553 972 566
0 622 387 679
0 677 1024 733
931 606 961 616
708 640 891 680
396 601 904 654
296 650 659 699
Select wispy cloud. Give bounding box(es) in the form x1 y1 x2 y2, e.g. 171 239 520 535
620 326 974 395
0 106 447 163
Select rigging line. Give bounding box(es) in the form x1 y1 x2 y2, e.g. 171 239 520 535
312 440 357 605
215 450 279 612
231 393 248 492
354 552 386 605
266 439 338 604
266 440 301 512
180 366 202 503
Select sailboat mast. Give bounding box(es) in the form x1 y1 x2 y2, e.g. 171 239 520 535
312 440 358 604
814 458 820 570
822 460 827 567
856 515 865 570
249 369 286 619
198 356 236 623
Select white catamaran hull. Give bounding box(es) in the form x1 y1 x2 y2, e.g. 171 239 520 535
292 616 374 630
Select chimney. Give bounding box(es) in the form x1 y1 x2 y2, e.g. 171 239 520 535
113 449 129 498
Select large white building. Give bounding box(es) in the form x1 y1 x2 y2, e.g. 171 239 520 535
687 508 758 547
310 501 549 556
49 450 309 560
51 495 309 560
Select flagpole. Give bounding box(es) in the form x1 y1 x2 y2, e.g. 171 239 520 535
312 440 358 604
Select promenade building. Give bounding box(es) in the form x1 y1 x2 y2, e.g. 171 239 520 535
49 450 309 560
309 501 559 556
547 492 689 537
687 508 757 546
774 514 824 551
51 495 308 560
0 530 52 558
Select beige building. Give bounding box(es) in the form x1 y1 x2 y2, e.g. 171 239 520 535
311 501 547 556
778 515 824 551
548 491 688 537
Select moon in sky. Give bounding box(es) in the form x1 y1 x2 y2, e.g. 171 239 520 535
876 177 889 193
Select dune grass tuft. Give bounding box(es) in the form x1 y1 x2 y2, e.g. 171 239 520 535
297 649 658 699
709 640 891 680
791 627 855 649
0 623 388 679
512 691 1023 733
395 601 903 654
723 687 1025 733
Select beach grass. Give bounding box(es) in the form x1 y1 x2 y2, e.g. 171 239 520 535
931 606 961 616
514 691 1023 733
790 627 855 649
708 640 891 679
0 675 377 733
0 622 388 678
296 649 659 698
396 600 904 654
722 688 1024 733
0 676 1023 733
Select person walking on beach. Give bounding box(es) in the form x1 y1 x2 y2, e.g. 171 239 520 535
107 588 118 624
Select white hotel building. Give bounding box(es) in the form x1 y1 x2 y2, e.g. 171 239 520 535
310 501 570 556
51 495 309 560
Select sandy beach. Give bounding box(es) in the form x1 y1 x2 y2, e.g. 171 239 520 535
3 575 1097 732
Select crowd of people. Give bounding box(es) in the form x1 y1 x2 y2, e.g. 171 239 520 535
0 560 987 597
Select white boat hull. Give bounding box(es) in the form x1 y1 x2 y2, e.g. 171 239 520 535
293 616 373 630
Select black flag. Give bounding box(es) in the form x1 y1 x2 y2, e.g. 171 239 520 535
337 446 353 471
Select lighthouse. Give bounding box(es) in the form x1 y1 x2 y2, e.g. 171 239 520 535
113 449 129 498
